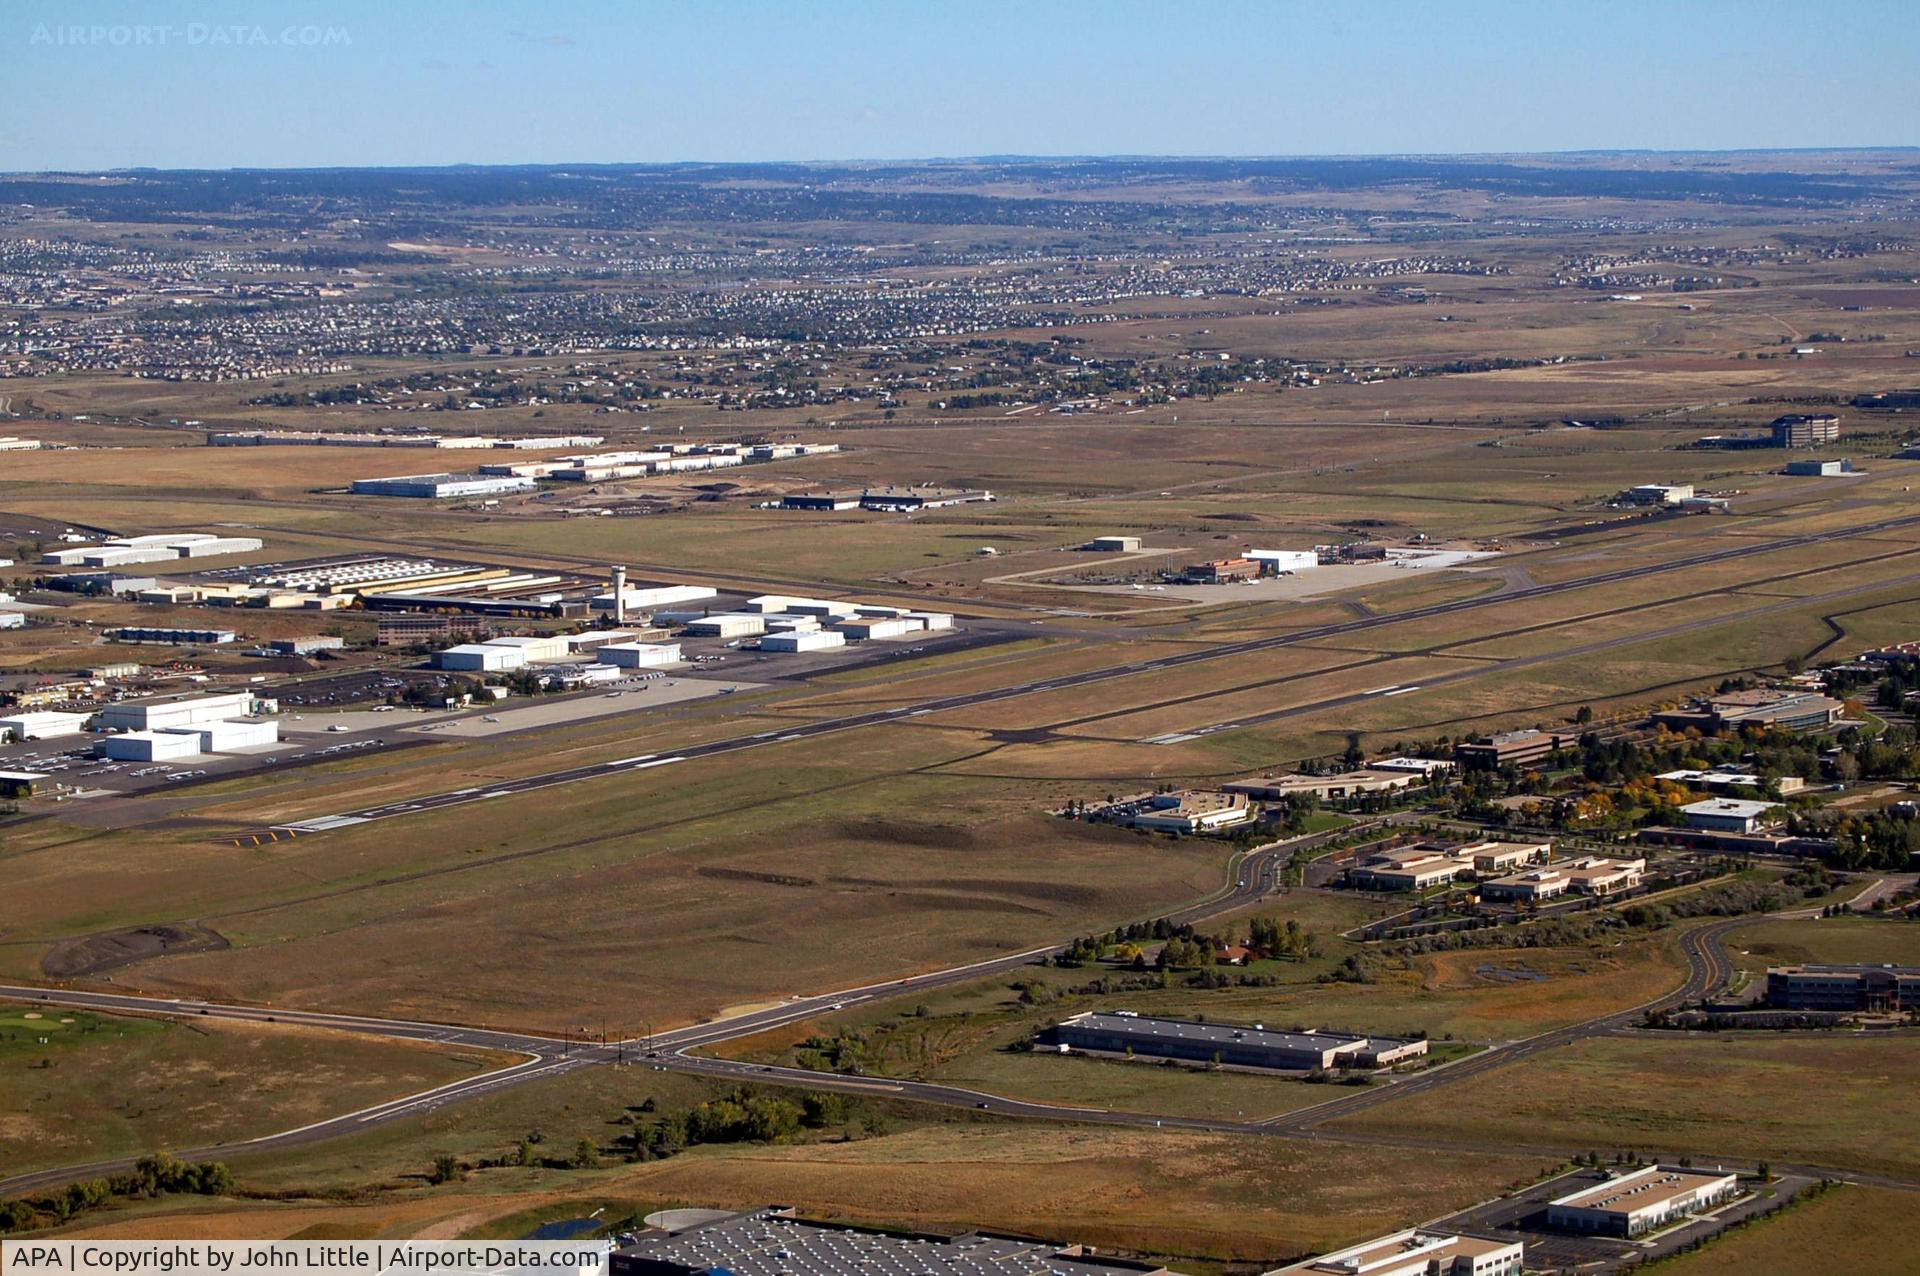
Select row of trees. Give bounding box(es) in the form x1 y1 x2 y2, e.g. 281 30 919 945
0 1154 232 1233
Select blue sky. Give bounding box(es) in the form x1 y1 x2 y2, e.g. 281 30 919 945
3 0 1915 171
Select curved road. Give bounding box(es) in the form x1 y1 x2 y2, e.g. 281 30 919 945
0 892 1785 1198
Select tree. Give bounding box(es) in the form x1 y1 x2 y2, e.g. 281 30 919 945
427 1155 462 1185
514 1140 536 1168
571 1138 599 1169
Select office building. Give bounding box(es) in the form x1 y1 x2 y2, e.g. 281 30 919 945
1106 790 1253 834
1560 856 1646 895
1653 688 1843 734
1545 1166 1738 1238
1454 728 1573 768
1771 414 1841 448
1224 769 1422 801
1351 846 1474 891
1270 1229 1523 1276
1047 1012 1427 1071
1766 963 1920 1012
1480 867 1571 903
1681 798 1779 834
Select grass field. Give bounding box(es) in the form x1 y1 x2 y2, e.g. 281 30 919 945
1332 1033 1920 1179
1645 1185 1919 1276
0 1009 509 1177
1724 915 1920 976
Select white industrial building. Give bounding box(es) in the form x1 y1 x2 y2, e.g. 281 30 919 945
350 473 537 499
598 641 683 668
435 643 525 672
1084 535 1142 552
589 583 719 613
683 613 767 639
0 711 93 741
761 614 822 633
42 532 264 569
0 612 22 631
481 634 571 663
1272 1229 1523 1276
762 630 847 653
906 611 954 631
836 616 918 641
1247 549 1319 573
98 730 204 762
95 692 257 733
163 719 279 751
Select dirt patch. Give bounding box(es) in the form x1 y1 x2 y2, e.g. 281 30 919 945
696 866 819 888
42 923 230 978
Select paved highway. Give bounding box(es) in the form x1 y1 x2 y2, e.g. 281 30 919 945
268 512 1920 835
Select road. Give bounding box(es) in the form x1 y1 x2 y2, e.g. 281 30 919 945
0 887 1805 1199
0 827 1332 1197
267 512 1920 835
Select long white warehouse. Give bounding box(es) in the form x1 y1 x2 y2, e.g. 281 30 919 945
761 630 846 653
94 692 257 733
0 711 93 741
98 731 204 762
599 641 683 668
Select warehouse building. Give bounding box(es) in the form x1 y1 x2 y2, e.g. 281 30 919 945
480 634 571 664
1785 458 1854 476
42 533 264 569
835 616 918 641
781 491 863 510
683 613 767 639
95 692 257 733
1622 483 1694 506
762 630 846 653
163 719 279 751
105 626 237 646
1084 535 1142 552
1186 557 1262 583
906 611 954 631
1545 1166 1739 1238
1681 798 1780 834
1047 1012 1427 1072
590 583 719 614
859 485 994 511
0 711 93 741
435 643 525 672
0 612 22 630
98 730 205 762
350 473 536 499
267 636 346 656
1271 1229 1523 1276
1246 549 1319 574
1766 963 1920 1012
608 1206 1184 1276
598 641 683 668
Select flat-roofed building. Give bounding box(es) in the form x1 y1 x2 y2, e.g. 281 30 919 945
1562 855 1646 895
1368 756 1457 779
163 719 279 751
1084 535 1142 552
1771 413 1841 448
608 1206 1182 1276
1270 1229 1523 1276
1246 549 1319 574
1681 798 1779 834
0 711 92 741
105 626 237 646
1653 688 1843 734
590 583 719 614
1455 728 1573 769
1224 769 1421 802
350 472 536 499
835 616 918 641
598 641 683 668
435 642 525 672
1351 846 1474 891
781 490 863 511
95 692 256 733
1767 963 1920 1012
1189 557 1261 583
761 630 847 653
97 730 204 762
481 634 570 664
1623 482 1695 506
1111 790 1253 834
1458 839 1553 874
1546 1166 1738 1238
682 613 766 639
1048 1012 1425 1072
1480 867 1572 902
1655 768 1805 796
860 485 994 511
